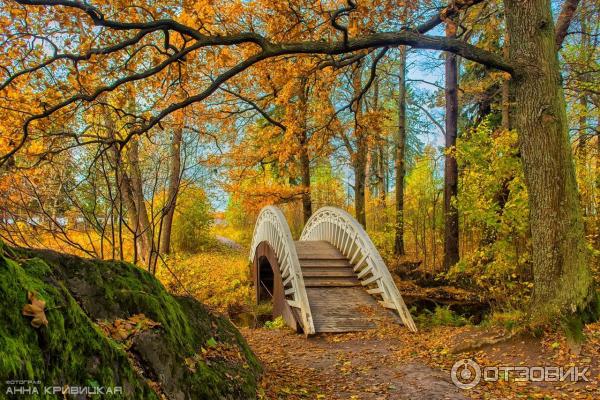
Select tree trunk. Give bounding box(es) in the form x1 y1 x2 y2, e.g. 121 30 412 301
377 144 387 205
111 148 141 263
298 77 312 224
126 138 155 269
576 2 591 224
501 31 511 130
299 145 312 224
443 21 460 270
351 64 367 228
577 95 589 218
371 76 386 206
160 124 183 255
505 0 596 327
394 46 407 256
354 147 367 228
105 115 144 265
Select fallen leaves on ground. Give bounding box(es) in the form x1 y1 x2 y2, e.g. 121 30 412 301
96 313 161 346
184 337 246 373
242 317 600 399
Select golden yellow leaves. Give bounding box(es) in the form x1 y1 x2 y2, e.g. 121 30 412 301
21 291 49 328
156 251 252 312
97 314 161 344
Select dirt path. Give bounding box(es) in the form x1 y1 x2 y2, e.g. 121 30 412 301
241 327 468 400
241 319 600 399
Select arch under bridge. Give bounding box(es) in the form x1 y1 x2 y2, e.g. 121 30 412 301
249 206 417 335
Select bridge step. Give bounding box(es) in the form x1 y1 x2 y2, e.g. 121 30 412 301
303 277 360 287
301 268 356 278
298 259 351 268
294 240 347 260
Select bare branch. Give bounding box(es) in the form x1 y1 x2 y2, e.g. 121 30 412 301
220 87 287 132
331 0 357 46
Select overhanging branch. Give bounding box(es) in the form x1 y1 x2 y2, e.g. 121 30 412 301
1 0 515 166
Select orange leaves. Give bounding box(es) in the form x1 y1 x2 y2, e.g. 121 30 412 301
97 314 161 344
21 291 49 328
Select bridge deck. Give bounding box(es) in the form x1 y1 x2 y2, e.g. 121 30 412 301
295 240 396 333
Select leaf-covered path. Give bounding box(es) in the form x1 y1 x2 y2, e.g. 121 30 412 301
241 319 600 399
241 325 467 400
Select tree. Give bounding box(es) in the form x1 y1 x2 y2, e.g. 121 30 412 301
504 0 596 327
443 19 460 270
215 66 327 223
368 76 388 207
296 76 313 224
160 114 184 255
351 61 369 228
394 46 407 256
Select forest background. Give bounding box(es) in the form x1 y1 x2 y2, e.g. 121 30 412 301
0 0 598 336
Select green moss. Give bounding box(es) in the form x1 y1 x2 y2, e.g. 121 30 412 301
0 246 261 399
0 254 154 398
562 290 600 345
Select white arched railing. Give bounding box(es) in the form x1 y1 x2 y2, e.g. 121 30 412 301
300 207 417 332
249 206 315 335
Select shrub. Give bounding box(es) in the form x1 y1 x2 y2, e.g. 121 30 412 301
264 316 286 330
172 186 214 253
415 306 469 328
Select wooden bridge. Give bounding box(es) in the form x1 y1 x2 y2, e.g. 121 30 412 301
250 206 417 335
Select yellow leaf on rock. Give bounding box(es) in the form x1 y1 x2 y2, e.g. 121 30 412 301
22 291 49 328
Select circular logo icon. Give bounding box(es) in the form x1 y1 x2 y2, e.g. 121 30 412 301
451 359 481 389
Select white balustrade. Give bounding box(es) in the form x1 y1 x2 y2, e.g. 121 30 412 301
249 206 315 335
300 207 417 332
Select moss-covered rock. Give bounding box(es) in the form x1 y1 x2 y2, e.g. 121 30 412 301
0 245 261 399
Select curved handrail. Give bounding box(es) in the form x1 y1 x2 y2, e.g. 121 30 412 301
300 206 417 332
249 206 315 335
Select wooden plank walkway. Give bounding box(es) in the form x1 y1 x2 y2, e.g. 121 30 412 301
295 240 395 333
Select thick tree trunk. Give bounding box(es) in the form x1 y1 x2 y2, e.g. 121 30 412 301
160 125 183 255
394 47 407 256
443 22 460 270
505 0 595 326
